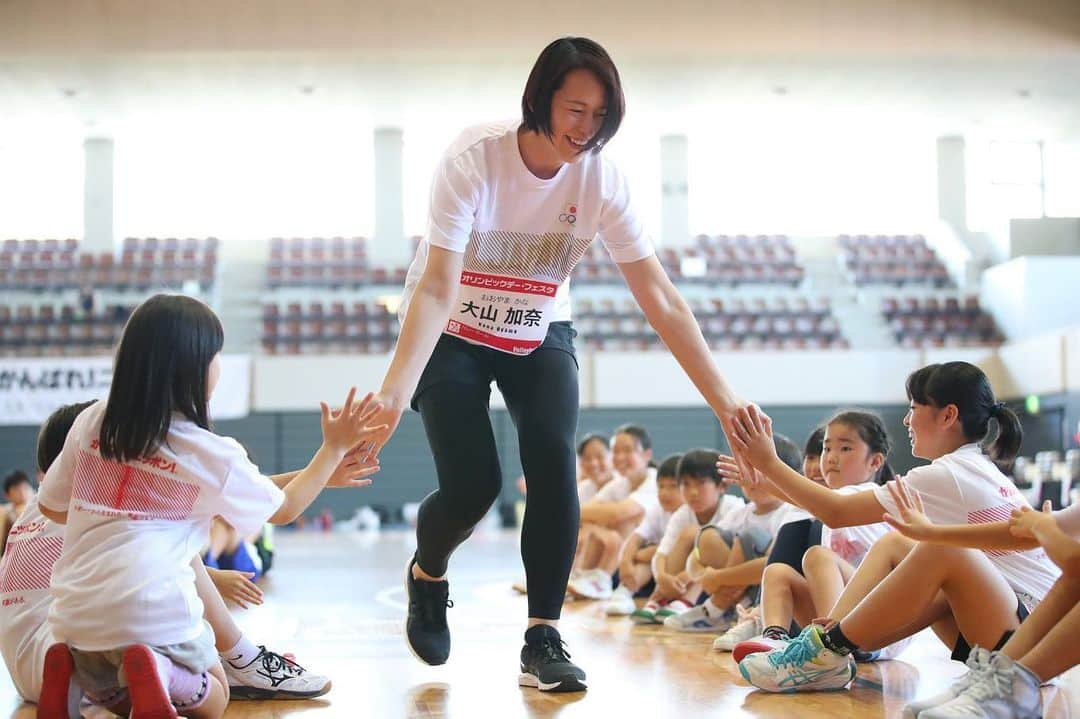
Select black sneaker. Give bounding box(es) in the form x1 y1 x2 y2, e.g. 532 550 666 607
518 625 587 692
404 556 453 666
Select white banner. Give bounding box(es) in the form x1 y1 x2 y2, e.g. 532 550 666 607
0 354 251 426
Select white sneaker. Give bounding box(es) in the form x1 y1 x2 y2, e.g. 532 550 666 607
225 647 331 700
566 569 613 600
714 613 763 651
737 625 855 693
604 586 635 616
922 652 1043 719
902 646 991 718
663 602 733 632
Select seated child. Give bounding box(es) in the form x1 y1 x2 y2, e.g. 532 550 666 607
2 470 35 556
34 294 384 719
664 434 802 633
601 454 684 616
733 411 900 662
568 425 658 600
886 480 1080 719
0 400 369 712
712 426 825 651
633 449 744 623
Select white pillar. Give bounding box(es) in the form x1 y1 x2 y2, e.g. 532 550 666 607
373 127 407 267
83 138 114 253
660 134 690 247
937 136 967 230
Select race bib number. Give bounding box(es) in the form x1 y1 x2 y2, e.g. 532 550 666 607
446 271 558 355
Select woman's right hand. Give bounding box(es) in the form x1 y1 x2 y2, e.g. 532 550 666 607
361 392 407 459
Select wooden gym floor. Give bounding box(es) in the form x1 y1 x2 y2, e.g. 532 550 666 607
3 529 1076 718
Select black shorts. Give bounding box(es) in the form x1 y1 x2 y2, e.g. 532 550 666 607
951 596 1030 663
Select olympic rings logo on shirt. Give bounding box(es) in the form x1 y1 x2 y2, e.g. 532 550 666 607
559 202 579 225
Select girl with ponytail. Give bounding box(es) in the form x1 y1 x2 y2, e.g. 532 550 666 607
725 362 1060 696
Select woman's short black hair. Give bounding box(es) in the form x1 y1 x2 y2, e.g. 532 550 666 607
99 294 224 462
521 37 625 154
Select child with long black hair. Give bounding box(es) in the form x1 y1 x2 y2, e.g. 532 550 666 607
730 362 1058 694
35 294 383 718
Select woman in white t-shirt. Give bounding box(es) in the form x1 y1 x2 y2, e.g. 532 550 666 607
35 294 383 719
729 361 1059 694
731 411 898 660
361 37 749 692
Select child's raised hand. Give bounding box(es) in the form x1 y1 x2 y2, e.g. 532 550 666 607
727 405 778 471
881 478 935 539
319 388 387 455
1008 501 1054 539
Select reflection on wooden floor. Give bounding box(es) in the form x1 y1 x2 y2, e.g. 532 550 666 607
3 530 1076 718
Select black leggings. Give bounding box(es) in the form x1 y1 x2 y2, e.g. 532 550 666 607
412 323 580 620
765 518 824 575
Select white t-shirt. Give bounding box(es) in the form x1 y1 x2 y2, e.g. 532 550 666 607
717 501 793 540
593 467 659 514
657 494 746 556
400 119 654 355
875 444 1060 611
634 502 676 546
0 498 61 701
38 400 286 650
576 477 605 504
820 482 891 567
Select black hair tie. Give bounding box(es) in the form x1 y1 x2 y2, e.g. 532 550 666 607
992 401 1008 414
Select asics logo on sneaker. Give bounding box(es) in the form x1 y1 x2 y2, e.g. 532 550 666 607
776 664 852 689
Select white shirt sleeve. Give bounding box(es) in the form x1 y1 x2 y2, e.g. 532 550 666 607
426 152 480 253
657 507 690 557
37 403 98 513
216 441 286 538
875 464 963 525
597 161 654 264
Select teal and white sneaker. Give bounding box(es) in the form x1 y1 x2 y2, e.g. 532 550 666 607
738 625 856 693
921 652 1042 719
902 646 991 718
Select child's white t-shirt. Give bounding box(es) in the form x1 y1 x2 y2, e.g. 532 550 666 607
592 467 659 513
820 482 891 567
717 501 793 540
875 444 1060 611
37 400 286 650
400 119 654 355
657 494 746 556
634 502 676 546
577 478 602 504
0 498 61 701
